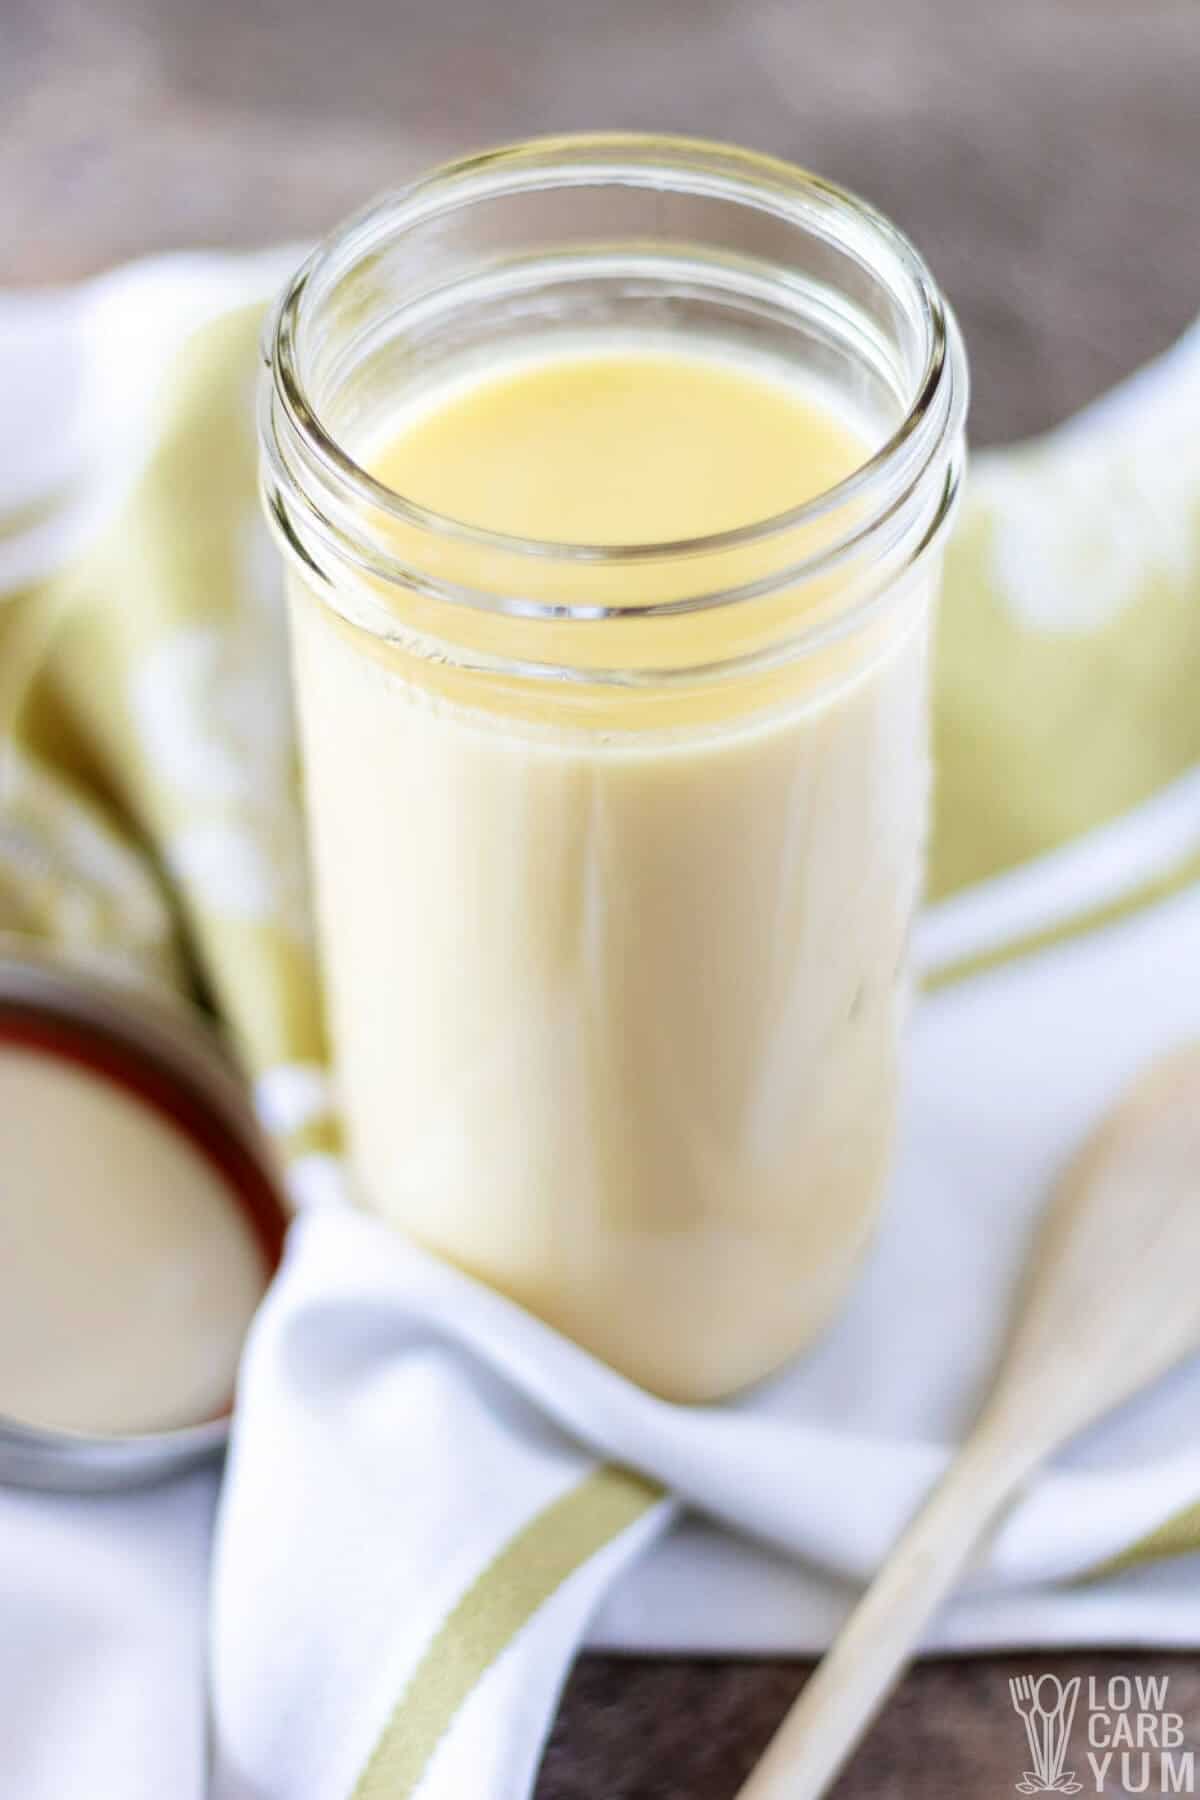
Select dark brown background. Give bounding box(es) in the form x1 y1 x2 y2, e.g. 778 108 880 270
4 0 1199 1792
5 0 1200 447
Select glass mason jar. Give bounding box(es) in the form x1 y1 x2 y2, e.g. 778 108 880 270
260 134 967 1401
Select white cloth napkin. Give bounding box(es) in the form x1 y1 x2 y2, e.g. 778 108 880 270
3 254 1200 1800
0 1474 214 1800
208 1144 1200 1800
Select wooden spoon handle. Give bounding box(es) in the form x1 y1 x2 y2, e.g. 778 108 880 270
735 1441 1020 1800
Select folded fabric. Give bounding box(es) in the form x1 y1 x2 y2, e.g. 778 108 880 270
211 1203 1200 1800
1 255 1199 1800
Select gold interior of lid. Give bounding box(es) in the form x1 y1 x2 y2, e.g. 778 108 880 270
0 947 285 1462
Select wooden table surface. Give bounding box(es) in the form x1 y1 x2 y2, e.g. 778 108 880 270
5 0 1199 1791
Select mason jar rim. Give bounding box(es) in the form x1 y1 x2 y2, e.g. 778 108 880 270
264 132 967 598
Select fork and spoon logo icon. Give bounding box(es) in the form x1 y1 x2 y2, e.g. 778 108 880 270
1009 1674 1084 1793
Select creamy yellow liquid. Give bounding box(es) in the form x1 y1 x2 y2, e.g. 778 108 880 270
370 347 865 541
289 342 931 1399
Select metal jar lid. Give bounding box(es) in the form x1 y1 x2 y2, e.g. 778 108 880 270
0 942 288 1492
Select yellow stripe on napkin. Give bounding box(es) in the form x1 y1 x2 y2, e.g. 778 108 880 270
351 1465 661 1800
926 842 1200 993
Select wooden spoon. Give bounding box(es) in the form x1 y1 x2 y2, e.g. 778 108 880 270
737 1045 1200 1800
